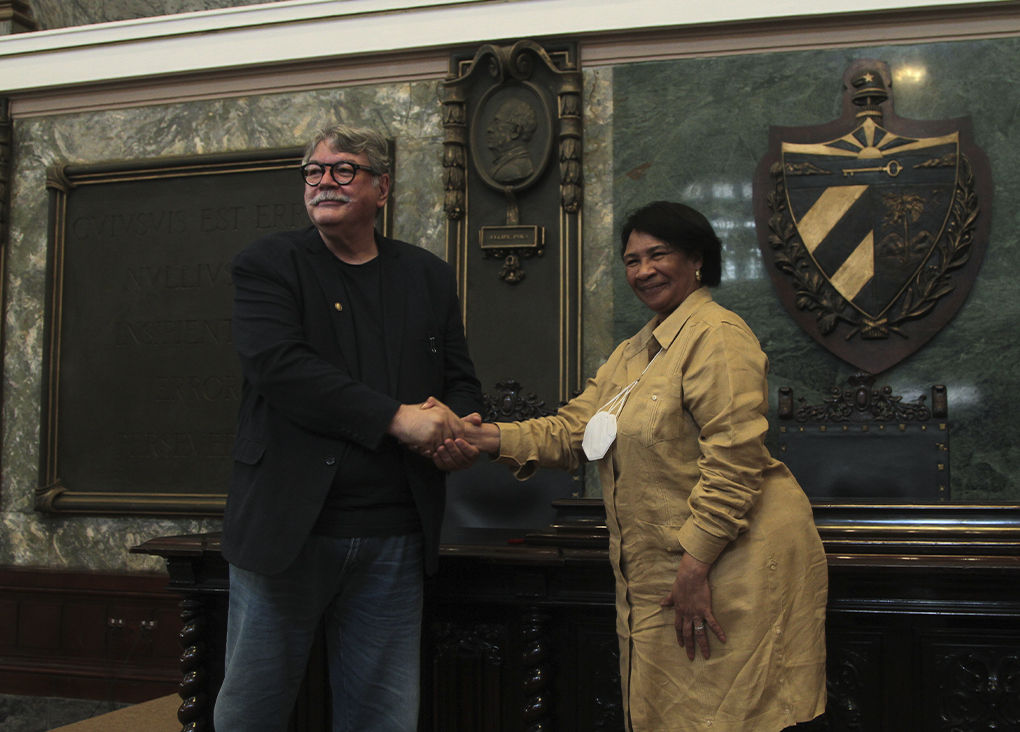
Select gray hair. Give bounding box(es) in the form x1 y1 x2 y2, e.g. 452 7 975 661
302 125 391 174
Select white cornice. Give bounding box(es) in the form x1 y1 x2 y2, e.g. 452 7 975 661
0 0 1004 95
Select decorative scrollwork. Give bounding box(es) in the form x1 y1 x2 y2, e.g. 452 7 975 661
789 373 933 424
34 480 65 513
936 651 1020 731
510 43 536 80
483 379 557 422
499 254 526 284
434 621 505 665
823 646 870 731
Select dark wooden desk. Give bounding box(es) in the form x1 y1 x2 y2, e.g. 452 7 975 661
134 501 1020 732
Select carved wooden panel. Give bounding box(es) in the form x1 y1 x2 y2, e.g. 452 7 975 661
0 568 182 702
810 633 885 732
431 621 506 732
574 625 624 732
919 633 1020 731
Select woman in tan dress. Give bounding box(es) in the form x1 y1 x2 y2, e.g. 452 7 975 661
436 201 828 732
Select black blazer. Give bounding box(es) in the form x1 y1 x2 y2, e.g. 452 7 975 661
222 227 482 575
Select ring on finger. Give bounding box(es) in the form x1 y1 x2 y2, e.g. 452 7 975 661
694 622 706 632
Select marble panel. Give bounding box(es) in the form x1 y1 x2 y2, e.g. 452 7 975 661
26 0 282 30
578 66 615 497
612 38 1020 501
3 82 444 571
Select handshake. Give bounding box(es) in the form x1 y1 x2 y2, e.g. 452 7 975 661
387 396 500 471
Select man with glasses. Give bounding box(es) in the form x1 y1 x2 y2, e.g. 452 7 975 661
215 125 482 732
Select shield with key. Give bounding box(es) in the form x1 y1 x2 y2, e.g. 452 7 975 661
754 60 992 374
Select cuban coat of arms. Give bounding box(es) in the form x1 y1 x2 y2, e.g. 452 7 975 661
753 59 992 374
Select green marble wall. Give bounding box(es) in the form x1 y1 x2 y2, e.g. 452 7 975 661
6 34 1017 574
612 38 1020 502
26 0 283 30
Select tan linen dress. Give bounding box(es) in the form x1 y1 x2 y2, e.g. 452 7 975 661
497 289 827 732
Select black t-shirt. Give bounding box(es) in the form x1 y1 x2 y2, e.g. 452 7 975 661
312 255 421 538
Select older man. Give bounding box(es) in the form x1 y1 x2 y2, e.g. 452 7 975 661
214 125 482 732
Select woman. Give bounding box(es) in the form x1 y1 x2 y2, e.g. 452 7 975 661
438 201 828 732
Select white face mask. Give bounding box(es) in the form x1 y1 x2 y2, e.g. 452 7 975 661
582 350 661 461
582 410 619 460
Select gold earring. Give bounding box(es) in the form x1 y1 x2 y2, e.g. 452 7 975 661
695 269 702 282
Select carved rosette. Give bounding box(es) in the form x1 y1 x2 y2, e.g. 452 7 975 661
936 651 1020 730
177 596 210 732
434 621 505 664
521 610 552 732
483 379 557 422
779 373 940 424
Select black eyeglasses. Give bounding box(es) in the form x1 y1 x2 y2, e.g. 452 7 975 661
300 161 381 186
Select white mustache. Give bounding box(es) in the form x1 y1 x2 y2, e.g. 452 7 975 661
309 191 351 205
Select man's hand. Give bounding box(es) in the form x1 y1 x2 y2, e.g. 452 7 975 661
431 413 504 470
387 397 464 455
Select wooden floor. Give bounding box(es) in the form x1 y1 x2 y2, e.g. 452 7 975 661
50 694 180 732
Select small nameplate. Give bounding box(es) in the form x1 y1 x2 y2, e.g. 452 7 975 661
479 225 544 249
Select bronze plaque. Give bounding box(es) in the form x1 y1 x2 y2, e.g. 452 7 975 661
478 225 544 250
441 40 582 407
39 149 313 515
753 60 992 374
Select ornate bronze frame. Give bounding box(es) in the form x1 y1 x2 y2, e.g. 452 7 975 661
441 40 583 405
37 146 391 516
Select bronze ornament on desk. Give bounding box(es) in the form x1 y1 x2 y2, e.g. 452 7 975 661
753 59 992 374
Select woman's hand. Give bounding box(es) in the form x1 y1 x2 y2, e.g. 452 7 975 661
431 413 501 471
660 552 726 661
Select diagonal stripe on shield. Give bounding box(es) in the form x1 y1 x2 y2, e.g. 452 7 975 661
783 129 959 320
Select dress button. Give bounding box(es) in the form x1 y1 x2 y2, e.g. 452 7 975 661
326 457 335 466
334 302 343 311
651 395 658 401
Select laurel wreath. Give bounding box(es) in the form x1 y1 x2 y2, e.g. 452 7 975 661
766 154 979 340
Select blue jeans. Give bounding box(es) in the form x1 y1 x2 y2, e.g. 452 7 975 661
213 533 424 732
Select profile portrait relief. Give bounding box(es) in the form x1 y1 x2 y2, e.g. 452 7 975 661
486 98 538 184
